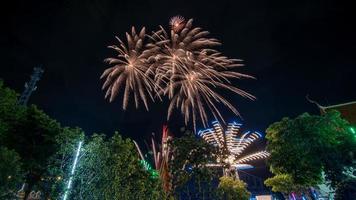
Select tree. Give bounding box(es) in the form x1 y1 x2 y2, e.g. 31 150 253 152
0 80 67 197
0 81 165 199
43 127 85 199
2 104 62 197
318 111 356 189
169 131 219 199
264 174 303 199
217 176 250 200
69 133 163 200
265 111 356 197
0 80 25 142
0 147 24 199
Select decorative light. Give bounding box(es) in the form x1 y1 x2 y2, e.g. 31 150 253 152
134 125 172 191
198 121 269 174
63 141 83 200
291 192 296 200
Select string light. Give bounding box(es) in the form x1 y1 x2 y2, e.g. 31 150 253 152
63 141 83 200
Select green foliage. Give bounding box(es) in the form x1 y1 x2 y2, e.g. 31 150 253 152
170 132 219 199
68 133 163 200
0 80 25 143
217 176 250 200
0 81 165 199
44 127 85 199
265 111 356 193
264 174 302 194
0 81 62 174
0 80 78 197
319 112 356 188
12 105 61 173
266 113 323 187
0 147 24 199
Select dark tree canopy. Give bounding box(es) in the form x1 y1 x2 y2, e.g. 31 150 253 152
0 80 62 191
169 131 220 199
0 146 24 198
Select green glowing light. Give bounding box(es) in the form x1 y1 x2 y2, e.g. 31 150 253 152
140 159 158 178
350 127 355 134
150 170 159 178
140 159 152 171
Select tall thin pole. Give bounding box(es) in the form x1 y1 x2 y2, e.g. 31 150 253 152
63 141 83 200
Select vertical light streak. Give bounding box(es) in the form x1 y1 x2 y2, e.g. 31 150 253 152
291 192 296 200
63 141 83 200
133 140 145 160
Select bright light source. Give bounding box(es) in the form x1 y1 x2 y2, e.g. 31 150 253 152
140 159 159 178
63 141 83 200
350 127 355 134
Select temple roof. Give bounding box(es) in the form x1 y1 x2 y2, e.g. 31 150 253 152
306 96 356 124
319 101 356 124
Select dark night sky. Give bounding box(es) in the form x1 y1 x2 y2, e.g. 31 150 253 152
1 0 355 143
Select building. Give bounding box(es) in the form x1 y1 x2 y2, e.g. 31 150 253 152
317 101 356 124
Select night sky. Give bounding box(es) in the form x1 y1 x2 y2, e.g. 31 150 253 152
1 0 355 143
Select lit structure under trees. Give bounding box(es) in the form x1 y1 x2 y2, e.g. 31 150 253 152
198 121 269 179
101 16 255 130
134 125 173 193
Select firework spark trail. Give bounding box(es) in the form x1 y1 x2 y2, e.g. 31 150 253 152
101 16 255 129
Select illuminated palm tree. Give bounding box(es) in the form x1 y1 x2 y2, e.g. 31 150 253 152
198 121 269 179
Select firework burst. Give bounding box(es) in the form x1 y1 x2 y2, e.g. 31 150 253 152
101 27 157 110
147 16 255 129
101 16 255 128
169 15 185 33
